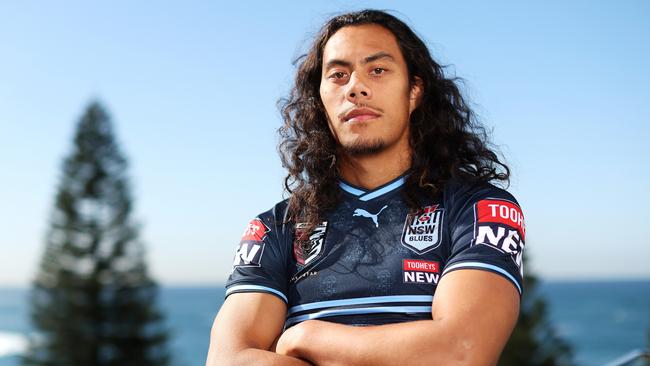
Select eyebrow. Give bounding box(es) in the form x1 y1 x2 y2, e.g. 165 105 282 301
323 52 396 71
363 52 395 64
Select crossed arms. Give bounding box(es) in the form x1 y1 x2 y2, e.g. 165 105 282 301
206 269 520 366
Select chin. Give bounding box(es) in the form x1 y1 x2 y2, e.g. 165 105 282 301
341 137 386 156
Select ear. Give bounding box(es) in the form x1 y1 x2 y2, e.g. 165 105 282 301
409 76 423 114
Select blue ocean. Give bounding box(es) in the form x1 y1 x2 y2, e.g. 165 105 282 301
0 281 648 366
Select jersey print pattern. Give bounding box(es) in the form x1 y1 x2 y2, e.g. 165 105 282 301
225 176 525 327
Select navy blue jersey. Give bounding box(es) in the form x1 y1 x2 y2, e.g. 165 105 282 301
225 174 525 327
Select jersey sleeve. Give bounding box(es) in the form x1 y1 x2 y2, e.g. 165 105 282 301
225 210 289 303
442 182 526 296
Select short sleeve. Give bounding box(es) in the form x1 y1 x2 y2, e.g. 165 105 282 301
225 213 289 303
441 183 526 295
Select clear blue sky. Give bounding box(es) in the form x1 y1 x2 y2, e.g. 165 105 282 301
1 1 649 286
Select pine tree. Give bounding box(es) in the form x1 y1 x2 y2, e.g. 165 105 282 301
23 101 171 366
499 252 574 366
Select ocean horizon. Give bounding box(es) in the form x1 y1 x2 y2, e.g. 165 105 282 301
0 279 648 366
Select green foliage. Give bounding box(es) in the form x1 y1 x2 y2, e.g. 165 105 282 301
499 253 574 366
22 102 171 366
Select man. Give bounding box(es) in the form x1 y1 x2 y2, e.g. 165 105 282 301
206 9 525 366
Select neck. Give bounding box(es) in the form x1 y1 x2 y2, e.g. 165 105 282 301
338 143 412 190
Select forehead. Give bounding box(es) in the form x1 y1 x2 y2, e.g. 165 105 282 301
322 24 404 64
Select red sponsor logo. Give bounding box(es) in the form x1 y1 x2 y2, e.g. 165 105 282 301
241 218 268 241
403 259 439 273
476 199 525 240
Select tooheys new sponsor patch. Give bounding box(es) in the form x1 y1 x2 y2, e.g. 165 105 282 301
473 199 525 269
232 241 265 268
232 218 269 269
241 218 269 241
403 259 440 285
401 204 444 254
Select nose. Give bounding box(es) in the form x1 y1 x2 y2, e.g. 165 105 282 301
345 72 371 103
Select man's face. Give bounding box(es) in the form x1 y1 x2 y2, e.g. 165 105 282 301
319 24 421 156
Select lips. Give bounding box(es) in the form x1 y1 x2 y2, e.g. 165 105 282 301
342 107 380 122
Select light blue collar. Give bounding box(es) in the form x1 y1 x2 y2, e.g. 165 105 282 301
338 174 407 201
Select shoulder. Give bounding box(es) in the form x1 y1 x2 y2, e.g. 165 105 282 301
442 177 524 227
443 177 520 210
256 198 290 221
248 199 291 237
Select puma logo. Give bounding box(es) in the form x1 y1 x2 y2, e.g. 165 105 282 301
353 205 388 228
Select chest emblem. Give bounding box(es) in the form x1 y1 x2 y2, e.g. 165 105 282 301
294 221 328 266
353 205 388 227
401 204 444 254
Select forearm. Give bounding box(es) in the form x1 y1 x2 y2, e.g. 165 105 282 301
280 273 520 366
207 347 313 366
282 320 476 366
207 293 308 366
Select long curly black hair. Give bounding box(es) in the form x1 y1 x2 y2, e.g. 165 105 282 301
279 9 509 240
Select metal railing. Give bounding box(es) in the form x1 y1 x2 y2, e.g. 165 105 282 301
603 349 650 366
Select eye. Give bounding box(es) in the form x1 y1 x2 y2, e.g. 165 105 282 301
371 67 386 75
328 71 348 80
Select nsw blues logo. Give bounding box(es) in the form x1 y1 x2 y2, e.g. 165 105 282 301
401 205 444 254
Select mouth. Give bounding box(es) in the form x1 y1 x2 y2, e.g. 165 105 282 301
341 107 381 123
